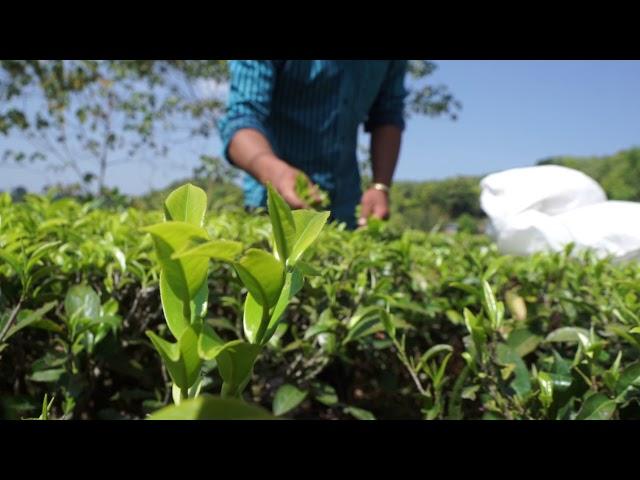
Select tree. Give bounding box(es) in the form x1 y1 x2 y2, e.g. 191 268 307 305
538 147 640 201
406 60 462 121
0 61 228 195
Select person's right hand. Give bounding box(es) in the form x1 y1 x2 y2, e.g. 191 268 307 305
259 157 319 209
227 129 321 210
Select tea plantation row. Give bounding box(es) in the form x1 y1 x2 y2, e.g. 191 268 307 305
1 191 639 419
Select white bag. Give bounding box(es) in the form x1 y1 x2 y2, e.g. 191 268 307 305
558 201 640 261
489 209 573 256
480 166 640 260
480 165 606 227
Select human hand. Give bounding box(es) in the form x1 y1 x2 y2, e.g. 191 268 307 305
358 187 390 227
261 159 320 209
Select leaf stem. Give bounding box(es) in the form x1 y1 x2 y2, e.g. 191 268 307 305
392 337 428 397
254 303 270 345
0 299 23 342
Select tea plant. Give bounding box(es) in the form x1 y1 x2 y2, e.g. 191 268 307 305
2 188 640 420
141 183 329 417
295 173 330 209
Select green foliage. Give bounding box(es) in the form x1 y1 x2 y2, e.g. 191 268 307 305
294 173 330 210
406 61 462 121
0 60 228 195
387 176 485 232
2 187 640 420
149 394 275 420
538 147 640 201
141 182 328 414
273 384 308 416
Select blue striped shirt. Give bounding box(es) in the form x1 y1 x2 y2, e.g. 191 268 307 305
219 60 408 228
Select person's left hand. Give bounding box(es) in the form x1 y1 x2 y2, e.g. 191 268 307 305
358 187 390 227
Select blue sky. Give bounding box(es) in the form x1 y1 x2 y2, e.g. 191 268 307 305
394 60 640 180
1 60 639 194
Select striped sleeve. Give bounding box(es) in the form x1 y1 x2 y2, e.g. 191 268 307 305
364 60 409 132
218 60 278 164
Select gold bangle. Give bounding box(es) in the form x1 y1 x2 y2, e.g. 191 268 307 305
371 182 390 193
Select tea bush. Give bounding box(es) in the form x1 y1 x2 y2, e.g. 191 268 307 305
1 187 639 420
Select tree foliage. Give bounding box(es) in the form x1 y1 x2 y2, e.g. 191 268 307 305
0 60 228 194
538 147 640 201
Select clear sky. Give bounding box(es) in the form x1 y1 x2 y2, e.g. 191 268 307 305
395 60 640 181
1 60 639 194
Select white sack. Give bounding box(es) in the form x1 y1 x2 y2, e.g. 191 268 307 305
480 165 640 260
558 201 640 261
480 165 606 226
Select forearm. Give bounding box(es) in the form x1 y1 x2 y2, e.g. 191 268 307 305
369 125 402 186
227 128 290 185
227 128 311 208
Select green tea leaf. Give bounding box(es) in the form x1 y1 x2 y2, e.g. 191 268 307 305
496 343 532 397
216 340 262 397
3 301 56 341
171 239 242 262
146 327 201 391
262 268 304 343
449 282 478 296
143 221 210 304
110 247 126 272
417 344 454 373
463 308 487 362
267 183 297 263
344 406 376 420
296 260 320 276
482 280 499 329
313 383 339 406
606 324 640 350
65 285 101 323
0 248 23 279
159 271 189 340
25 241 61 273
164 183 207 227
537 371 554 409
273 384 308 416
190 278 208 325
507 328 542 358
197 324 225 360
289 210 330 266
179 327 202 389
146 330 183 385
29 368 65 383
234 249 284 308
149 395 275 420
615 362 640 397
344 308 383 345
380 310 396 339
242 292 263 344
294 173 330 209
575 393 616 420
545 327 592 344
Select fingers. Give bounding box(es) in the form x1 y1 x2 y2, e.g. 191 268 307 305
270 166 310 209
297 173 322 205
359 189 390 227
307 182 323 205
281 187 308 209
358 198 373 227
372 201 390 220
